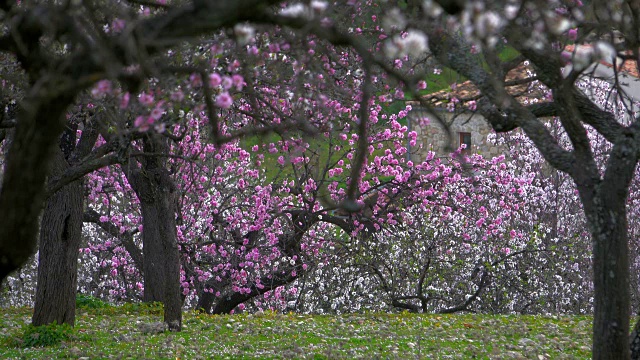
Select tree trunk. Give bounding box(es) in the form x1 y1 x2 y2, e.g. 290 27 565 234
589 197 630 359
0 97 75 284
139 198 169 304
126 134 182 331
32 147 83 326
631 317 640 359
138 198 182 331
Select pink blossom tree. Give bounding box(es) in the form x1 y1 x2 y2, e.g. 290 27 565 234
405 1 640 358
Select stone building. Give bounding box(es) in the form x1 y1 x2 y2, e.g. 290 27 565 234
407 62 546 162
408 46 640 163
408 107 500 160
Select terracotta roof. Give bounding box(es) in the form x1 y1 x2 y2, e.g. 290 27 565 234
419 45 640 111
420 62 548 110
564 44 640 79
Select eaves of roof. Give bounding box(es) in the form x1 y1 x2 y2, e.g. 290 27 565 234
415 62 549 110
564 44 640 79
415 44 640 112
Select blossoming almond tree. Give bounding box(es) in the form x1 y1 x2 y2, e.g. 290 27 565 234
395 0 640 358
0 0 286 312
77 25 422 314
0 0 395 330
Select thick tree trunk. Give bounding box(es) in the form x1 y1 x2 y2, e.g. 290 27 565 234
139 199 169 303
589 198 630 359
631 317 640 359
126 134 182 331
0 97 74 284
32 148 83 326
138 198 182 331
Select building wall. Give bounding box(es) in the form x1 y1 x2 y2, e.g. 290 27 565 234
409 109 504 161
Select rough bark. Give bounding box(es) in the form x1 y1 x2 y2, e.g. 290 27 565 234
631 317 640 359
31 121 98 327
0 7 87 285
32 147 83 326
125 134 182 331
585 135 638 359
586 198 630 359
0 95 75 284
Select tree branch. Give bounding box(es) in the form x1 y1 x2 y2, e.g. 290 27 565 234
46 153 120 198
83 209 144 273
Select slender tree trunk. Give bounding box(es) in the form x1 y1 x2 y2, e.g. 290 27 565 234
198 271 298 314
126 134 182 331
32 147 83 326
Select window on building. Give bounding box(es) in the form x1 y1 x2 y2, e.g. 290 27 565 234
459 132 471 152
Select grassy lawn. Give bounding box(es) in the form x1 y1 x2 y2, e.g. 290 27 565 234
1 303 592 359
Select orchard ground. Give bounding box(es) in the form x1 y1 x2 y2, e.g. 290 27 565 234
1 301 595 359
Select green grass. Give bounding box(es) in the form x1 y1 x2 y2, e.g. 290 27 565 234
422 45 520 94
0 305 593 359
15 322 73 348
76 294 113 309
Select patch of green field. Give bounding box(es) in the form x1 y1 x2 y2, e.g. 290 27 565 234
1 304 593 359
238 47 522 182
389 45 522 129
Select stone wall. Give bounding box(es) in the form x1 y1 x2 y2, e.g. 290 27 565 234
408 108 503 161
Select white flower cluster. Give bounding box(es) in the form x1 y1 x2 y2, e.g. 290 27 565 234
383 8 406 30
564 42 617 72
545 10 574 35
470 11 504 47
384 30 429 59
280 3 307 18
422 0 443 17
279 1 328 19
234 24 255 46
